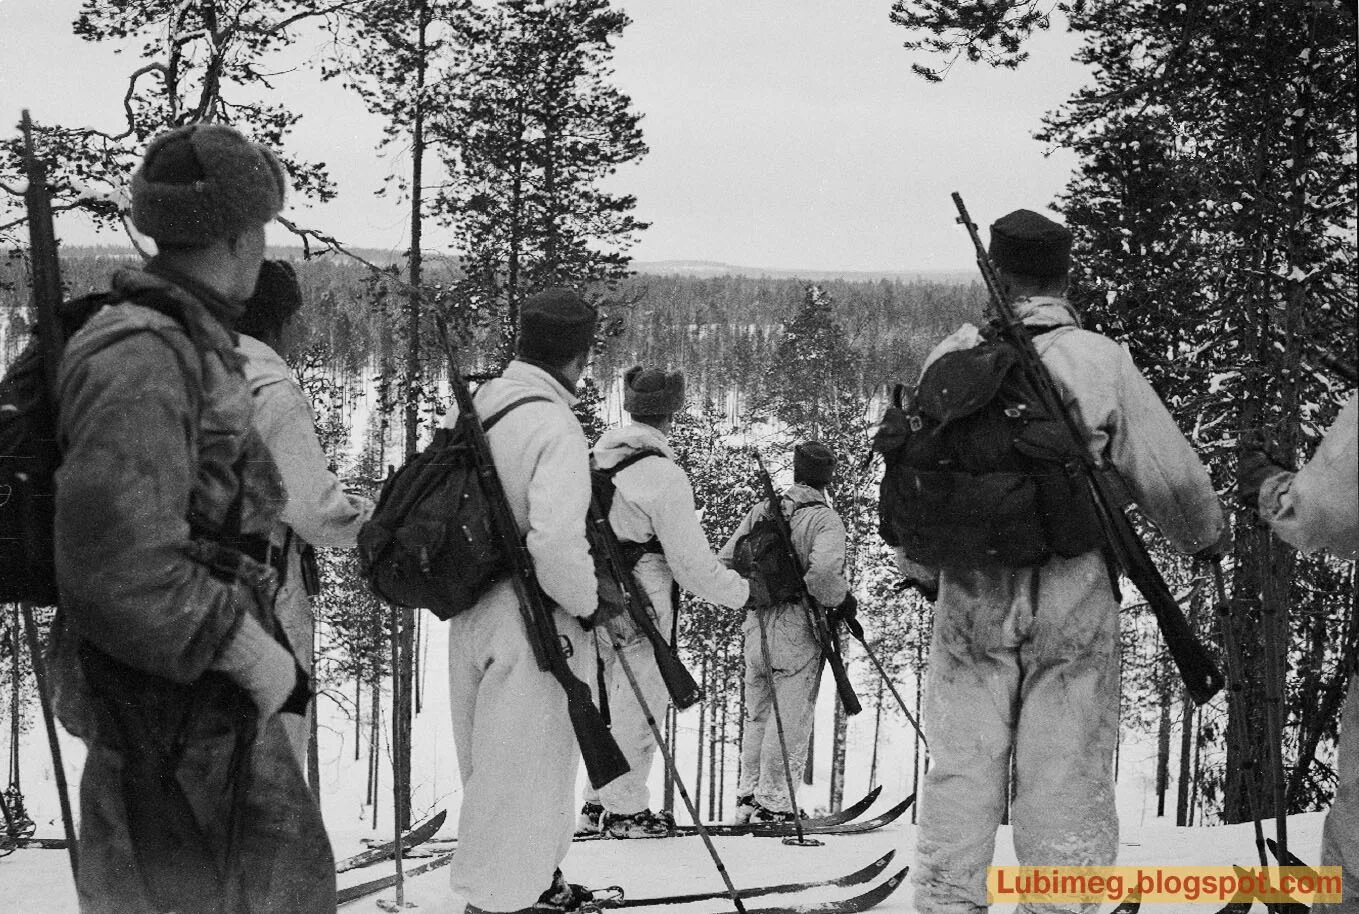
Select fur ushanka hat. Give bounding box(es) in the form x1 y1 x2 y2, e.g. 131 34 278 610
132 124 287 245
623 366 685 416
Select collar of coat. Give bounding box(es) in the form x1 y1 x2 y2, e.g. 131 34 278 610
501 358 580 407
784 481 832 511
1011 295 1082 330
593 421 677 469
109 262 243 365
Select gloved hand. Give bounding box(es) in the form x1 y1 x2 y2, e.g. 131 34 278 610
1237 447 1289 512
827 593 863 640
211 614 299 719
586 575 627 630
743 573 771 609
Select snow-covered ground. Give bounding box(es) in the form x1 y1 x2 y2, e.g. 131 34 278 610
2 617 1333 913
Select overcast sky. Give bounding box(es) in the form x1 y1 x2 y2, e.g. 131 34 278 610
0 0 1090 272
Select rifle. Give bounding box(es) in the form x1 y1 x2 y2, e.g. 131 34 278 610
751 452 862 716
18 110 81 880
450 363 629 789
586 494 703 711
951 192 1224 704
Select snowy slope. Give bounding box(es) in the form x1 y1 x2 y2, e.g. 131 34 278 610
2 612 1333 913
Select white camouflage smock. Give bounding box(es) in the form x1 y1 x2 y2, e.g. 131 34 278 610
442 360 597 912
237 333 373 764
720 482 850 814
911 298 1226 914
584 422 750 816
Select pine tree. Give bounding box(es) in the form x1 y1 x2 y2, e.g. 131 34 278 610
435 0 648 361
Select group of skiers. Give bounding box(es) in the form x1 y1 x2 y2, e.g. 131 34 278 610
31 121 1356 914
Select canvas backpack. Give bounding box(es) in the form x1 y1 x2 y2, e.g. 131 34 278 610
357 394 551 620
0 289 194 605
590 449 668 570
873 327 1102 569
730 499 821 605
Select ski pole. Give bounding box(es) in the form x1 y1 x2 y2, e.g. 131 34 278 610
850 631 928 753
20 606 78 879
389 605 406 909
755 610 821 848
603 629 748 913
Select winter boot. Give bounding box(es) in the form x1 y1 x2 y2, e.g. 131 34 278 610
601 808 671 839
533 868 595 912
749 800 807 824
575 801 604 837
732 793 757 825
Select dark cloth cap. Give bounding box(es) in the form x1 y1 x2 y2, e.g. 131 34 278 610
236 260 302 340
989 209 1072 279
517 287 597 363
623 365 685 416
132 124 287 245
794 441 836 487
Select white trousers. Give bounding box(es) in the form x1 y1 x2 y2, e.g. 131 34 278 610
913 551 1120 914
581 588 673 815
447 581 592 912
737 602 822 813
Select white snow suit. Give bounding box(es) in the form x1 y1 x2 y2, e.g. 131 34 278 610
583 423 750 816
443 360 599 912
1256 392 1357 905
51 265 335 914
911 298 1226 914
720 483 850 814
238 333 374 764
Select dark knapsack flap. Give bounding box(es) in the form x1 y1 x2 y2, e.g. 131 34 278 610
357 393 551 619
916 343 1019 426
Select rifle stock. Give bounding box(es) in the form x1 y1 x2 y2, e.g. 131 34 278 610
453 370 628 789
951 192 1224 704
752 453 862 716
588 495 703 711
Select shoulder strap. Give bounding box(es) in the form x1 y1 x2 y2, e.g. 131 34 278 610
602 448 666 478
482 394 553 432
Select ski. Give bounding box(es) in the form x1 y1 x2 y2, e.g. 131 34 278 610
9 835 69 849
571 785 883 842
610 864 910 913
1110 889 1140 913
730 793 914 839
1264 839 1314 913
335 809 448 873
341 858 908 912
617 850 896 907
338 851 455 905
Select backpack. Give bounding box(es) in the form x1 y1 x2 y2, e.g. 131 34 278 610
590 449 667 570
873 328 1102 569
0 290 192 605
357 394 551 620
731 499 820 605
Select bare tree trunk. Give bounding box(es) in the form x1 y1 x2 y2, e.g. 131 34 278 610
1156 652 1173 818
695 655 706 818
717 684 728 821
1176 687 1193 825
830 696 847 812
803 718 814 786
662 705 675 815
707 687 719 821
869 680 884 789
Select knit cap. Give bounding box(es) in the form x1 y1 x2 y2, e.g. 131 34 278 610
236 260 302 339
623 365 685 416
132 124 287 245
793 441 836 488
988 209 1072 279
517 288 597 363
